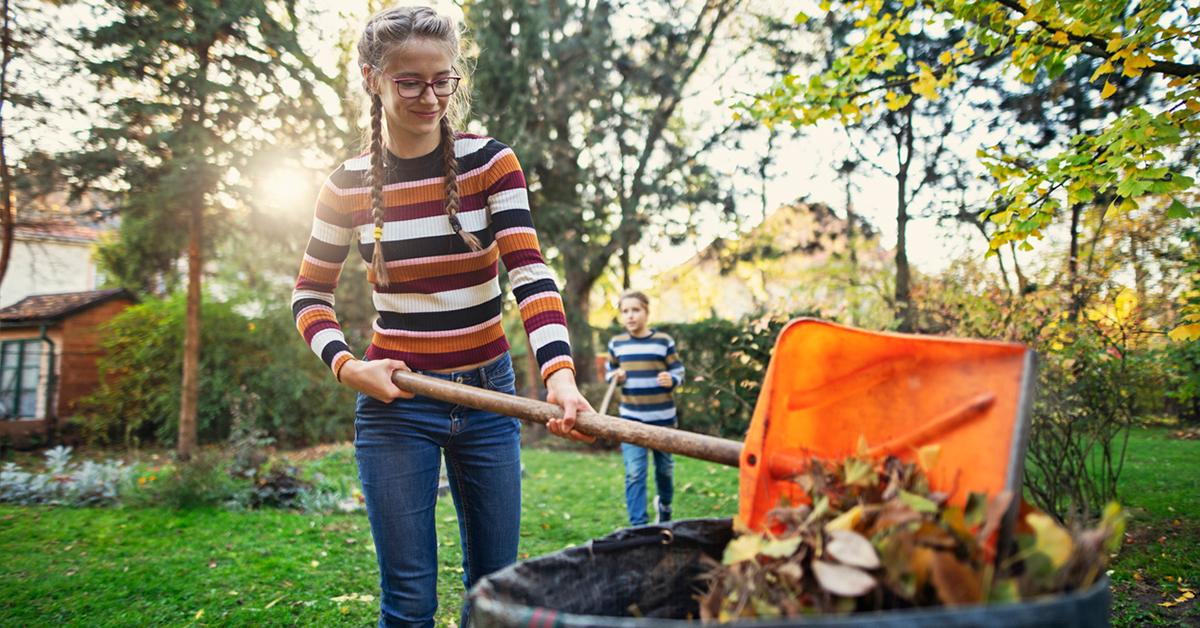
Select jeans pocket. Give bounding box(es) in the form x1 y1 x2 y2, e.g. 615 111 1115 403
485 354 517 394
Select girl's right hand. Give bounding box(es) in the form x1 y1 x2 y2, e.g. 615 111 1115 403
612 368 627 383
339 359 415 402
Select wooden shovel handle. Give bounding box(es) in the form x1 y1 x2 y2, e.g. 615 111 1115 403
391 370 743 468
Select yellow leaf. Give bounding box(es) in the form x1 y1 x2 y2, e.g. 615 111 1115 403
856 434 869 457
1050 31 1069 45
826 505 864 532
723 534 764 564
917 444 941 472
1187 99 1200 113
912 64 940 100
1090 60 1114 82
1027 512 1074 569
1101 81 1117 99
1168 323 1200 342
1114 288 1137 323
938 50 953 65
194 609 205 620
1123 53 1155 77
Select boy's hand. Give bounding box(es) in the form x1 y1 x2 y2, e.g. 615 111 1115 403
656 371 674 388
612 368 627 383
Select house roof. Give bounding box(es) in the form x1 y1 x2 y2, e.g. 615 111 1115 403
0 289 136 325
14 222 103 244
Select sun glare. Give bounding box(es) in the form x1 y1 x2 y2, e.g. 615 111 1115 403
257 166 315 216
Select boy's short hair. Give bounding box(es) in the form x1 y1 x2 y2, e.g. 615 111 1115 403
618 290 650 308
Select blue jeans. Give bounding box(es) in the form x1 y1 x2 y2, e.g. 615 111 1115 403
620 418 676 525
354 352 521 628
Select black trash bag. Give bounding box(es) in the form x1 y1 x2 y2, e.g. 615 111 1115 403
469 518 1110 628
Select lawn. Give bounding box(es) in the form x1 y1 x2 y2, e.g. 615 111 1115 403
0 427 1195 627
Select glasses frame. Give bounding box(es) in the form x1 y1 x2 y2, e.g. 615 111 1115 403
383 74 463 100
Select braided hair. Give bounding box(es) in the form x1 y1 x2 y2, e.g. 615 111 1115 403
358 6 479 286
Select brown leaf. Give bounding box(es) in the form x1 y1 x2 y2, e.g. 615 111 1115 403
825 530 880 569
812 560 876 597
930 551 982 605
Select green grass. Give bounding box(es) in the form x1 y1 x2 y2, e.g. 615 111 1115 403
0 428 1194 626
1106 428 1200 627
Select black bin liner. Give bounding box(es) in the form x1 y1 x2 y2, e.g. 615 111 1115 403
469 518 1110 628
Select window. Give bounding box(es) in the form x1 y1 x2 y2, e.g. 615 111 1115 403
0 340 42 419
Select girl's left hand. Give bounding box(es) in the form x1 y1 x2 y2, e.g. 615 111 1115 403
545 369 597 443
656 371 674 388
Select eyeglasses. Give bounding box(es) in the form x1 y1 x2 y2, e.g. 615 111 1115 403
385 75 462 99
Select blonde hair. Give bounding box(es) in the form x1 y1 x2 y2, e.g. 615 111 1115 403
619 290 650 309
358 5 480 285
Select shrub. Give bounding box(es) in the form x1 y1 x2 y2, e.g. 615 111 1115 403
0 446 132 506
76 293 357 449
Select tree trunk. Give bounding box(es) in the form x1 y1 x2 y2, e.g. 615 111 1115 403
1067 202 1083 320
893 107 915 332
0 0 13 287
620 242 631 290
563 262 597 383
1010 241 1029 294
178 201 202 460
178 41 212 461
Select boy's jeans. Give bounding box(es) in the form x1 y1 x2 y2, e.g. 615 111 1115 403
620 418 676 525
354 352 520 628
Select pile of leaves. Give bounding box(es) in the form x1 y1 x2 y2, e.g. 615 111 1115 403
698 448 1125 621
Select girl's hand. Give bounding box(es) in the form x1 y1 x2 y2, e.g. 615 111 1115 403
656 371 673 388
612 368 627 383
545 369 596 443
339 359 415 402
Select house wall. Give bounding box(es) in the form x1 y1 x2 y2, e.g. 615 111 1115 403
57 299 134 418
0 237 100 308
0 297 132 445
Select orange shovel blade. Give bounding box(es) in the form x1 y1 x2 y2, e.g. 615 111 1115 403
737 319 1034 533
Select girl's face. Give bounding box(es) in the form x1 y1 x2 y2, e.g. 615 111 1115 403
619 298 649 335
367 39 455 148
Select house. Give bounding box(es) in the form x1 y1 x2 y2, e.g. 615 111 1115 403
0 289 136 444
0 222 105 308
648 200 892 324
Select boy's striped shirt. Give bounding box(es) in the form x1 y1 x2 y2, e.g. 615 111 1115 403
605 330 684 422
292 135 574 381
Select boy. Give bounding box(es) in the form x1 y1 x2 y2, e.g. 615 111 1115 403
605 290 685 525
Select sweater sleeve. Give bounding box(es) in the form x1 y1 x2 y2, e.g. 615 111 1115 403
292 173 358 380
665 335 685 387
485 145 575 382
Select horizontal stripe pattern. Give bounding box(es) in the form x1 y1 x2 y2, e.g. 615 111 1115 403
292 134 573 379
606 330 685 422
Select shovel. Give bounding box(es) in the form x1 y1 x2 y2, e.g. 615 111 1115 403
391 318 1035 538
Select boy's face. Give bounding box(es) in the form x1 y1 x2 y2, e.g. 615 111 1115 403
619 298 649 335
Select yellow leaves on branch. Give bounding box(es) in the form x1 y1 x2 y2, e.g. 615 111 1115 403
1101 81 1117 99
912 63 939 101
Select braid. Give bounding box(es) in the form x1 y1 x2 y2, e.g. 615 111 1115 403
369 93 389 286
441 117 481 251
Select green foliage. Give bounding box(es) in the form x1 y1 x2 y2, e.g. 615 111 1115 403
76 293 356 449
125 450 243 510
746 1 1199 272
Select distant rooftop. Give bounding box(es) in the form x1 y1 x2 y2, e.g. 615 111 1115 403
0 289 135 324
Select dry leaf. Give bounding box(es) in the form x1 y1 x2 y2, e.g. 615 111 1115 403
825 530 880 569
722 534 763 565
1027 513 1074 569
812 560 876 597
930 551 982 605
759 536 803 559
825 505 863 532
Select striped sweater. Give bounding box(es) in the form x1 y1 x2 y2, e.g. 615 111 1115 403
605 330 685 422
292 135 574 381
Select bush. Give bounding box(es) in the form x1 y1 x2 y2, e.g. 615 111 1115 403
76 293 357 449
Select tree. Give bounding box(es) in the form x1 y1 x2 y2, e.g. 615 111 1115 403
61 0 330 459
466 0 748 380
743 0 1200 337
